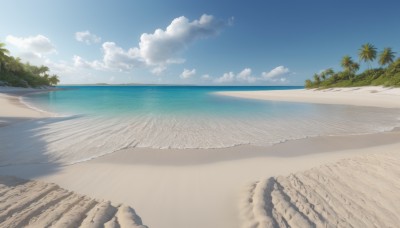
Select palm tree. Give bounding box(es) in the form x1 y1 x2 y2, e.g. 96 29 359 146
313 73 321 85
305 79 313 88
7 57 24 74
359 43 377 69
341 55 354 72
38 65 49 75
324 68 334 77
320 72 326 81
0 43 10 72
351 62 360 73
49 75 60 86
378 47 396 67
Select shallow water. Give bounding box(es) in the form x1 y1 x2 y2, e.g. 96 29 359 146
1 86 399 165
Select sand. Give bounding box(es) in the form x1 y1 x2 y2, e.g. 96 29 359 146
0 93 43 118
241 150 400 227
1 86 400 228
0 176 147 228
0 86 59 126
216 86 400 108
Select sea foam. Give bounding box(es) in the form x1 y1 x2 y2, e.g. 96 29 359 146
0 104 399 166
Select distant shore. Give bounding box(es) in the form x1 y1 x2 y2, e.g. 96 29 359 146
1 86 400 227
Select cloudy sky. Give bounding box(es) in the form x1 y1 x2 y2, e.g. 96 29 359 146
1 0 399 85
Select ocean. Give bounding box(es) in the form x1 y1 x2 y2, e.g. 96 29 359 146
1 86 399 165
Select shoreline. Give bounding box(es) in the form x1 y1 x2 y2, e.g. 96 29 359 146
0 87 53 126
1 86 400 227
0 86 67 126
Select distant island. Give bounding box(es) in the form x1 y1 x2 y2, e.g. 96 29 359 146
305 43 399 88
0 43 59 88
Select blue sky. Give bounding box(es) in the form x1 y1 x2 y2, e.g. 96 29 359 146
1 0 399 85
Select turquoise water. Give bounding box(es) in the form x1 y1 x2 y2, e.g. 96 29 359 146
24 86 304 117
4 85 398 164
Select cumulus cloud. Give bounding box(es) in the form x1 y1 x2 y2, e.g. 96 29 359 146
139 14 228 66
73 42 143 71
76 14 228 72
236 68 256 83
215 69 255 84
214 66 291 84
72 55 103 70
215 72 235 83
6 35 56 54
5 34 98 83
151 66 167 75
71 14 229 75
262 66 290 79
180 68 196 79
75 31 101 44
101 42 142 71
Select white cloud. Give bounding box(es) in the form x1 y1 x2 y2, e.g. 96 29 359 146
215 68 255 84
180 68 196 79
261 66 291 83
5 34 96 84
151 66 167 75
214 66 291 84
139 14 228 66
262 66 290 79
75 31 101 44
71 14 229 75
101 42 142 71
72 55 103 70
6 35 56 54
236 68 256 83
215 72 235 83
73 42 143 71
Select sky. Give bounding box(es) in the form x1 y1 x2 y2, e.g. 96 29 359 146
1 0 400 85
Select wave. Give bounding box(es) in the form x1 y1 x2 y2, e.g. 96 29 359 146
0 106 399 166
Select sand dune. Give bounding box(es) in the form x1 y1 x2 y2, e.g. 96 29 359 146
241 151 400 228
0 176 147 228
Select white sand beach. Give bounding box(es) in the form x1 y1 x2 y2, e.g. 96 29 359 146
216 86 400 108
1 86 400 227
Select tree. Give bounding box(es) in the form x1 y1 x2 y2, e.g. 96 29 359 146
0 43 10 72
340 56 358 80
351 62 360 73
379 47 396 67
313 73 321 85
341 55 354 72
320 72 326 81
324 68 335 77
359 43 377 69
49 75 60 86
0 42 60 87
37 65 49 75
305 79 313 88
7 57 23 74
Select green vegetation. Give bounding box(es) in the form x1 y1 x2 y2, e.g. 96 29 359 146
305 43 399 88
0 43 59 87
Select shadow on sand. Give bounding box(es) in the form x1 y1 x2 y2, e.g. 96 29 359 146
0 116 81 179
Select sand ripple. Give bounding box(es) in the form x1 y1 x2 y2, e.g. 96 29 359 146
240 151 400 228
0 176 147 228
